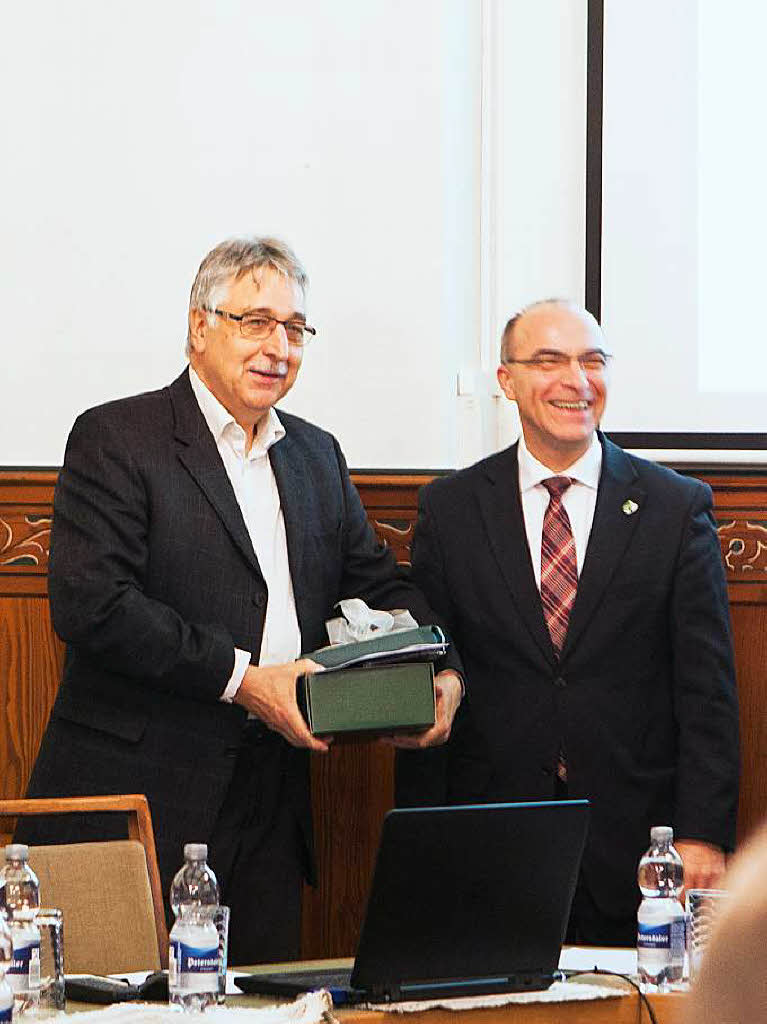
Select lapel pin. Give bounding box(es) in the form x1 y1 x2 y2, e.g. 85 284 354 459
622 499 639 515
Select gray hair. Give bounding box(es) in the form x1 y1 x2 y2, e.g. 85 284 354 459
500 297 582 363
186 236 308 355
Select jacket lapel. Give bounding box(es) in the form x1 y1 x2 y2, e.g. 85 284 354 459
560 435 645 659
477 444 557 666
170 371 261 575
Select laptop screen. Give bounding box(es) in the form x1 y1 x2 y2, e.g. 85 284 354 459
351 800 589 994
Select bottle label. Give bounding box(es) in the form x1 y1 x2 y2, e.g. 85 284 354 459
637 921 672 949
169 940 218 993
6 942 41 991
670 917 685 961
637 919 685 955
637 913 685 985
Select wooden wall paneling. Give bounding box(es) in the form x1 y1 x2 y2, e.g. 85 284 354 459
0 471 63 845
729 605 767 843
2 469 766 959
0 471 56 593
706 475 767 844
353 474 426 566
0 597 63 806
301 740 395 957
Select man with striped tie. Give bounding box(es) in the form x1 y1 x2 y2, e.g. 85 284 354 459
396 299 739 946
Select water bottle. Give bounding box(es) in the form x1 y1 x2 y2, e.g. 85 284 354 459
6 910 41 1006
637 825 685 988
0 845 40 914
0 845 42 1007
0 913 13 1024
168 843 219 1011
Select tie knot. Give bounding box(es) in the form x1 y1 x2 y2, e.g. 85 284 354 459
542 476 572 500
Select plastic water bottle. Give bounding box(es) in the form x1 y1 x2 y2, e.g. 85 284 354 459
6 910 41 1005
0 845 40 914
637 825 685 988
0 845 42 1008
0 913 13 1024
169 843 219 1011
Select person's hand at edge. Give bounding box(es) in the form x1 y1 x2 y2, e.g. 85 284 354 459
676 839 727 899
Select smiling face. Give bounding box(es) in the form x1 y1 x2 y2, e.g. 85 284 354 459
497 303 609 471
188 267 305 444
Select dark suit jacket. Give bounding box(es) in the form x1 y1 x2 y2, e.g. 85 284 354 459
397 435 739 919
23 370 446 890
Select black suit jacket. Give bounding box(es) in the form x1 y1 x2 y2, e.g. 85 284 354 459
24 370 446 888
397 436 739 918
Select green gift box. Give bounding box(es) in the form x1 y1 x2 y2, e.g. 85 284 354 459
297 662 436 737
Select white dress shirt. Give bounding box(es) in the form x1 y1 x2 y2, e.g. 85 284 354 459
189 367 301 701
517 432 603 589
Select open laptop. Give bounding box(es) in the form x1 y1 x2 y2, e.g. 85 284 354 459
236 799 589 1004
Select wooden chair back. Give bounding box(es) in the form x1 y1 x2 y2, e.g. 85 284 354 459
0 795 168 972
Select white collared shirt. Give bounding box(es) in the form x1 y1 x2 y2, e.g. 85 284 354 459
517 432 603 589
188 366 301 701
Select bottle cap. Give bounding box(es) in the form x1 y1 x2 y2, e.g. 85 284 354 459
4 844 29 861
183 843 208 861
650 825 673 844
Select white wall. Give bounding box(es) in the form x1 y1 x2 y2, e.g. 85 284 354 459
453 0 588 465
490 0 588 452
0 0 484 469
10 2 757 469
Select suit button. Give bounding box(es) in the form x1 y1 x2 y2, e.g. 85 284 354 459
252 593 266 609
554 676 566 688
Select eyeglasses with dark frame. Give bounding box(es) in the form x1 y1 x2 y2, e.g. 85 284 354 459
503 350 612 374
206 308 317 347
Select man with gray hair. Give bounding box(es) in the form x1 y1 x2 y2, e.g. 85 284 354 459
20 236 463 962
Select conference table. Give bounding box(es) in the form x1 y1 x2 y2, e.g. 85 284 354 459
229 956 688 1024
65 954 688 1023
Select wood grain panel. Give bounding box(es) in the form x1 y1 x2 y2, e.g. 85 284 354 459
0 596 65 844
0 597 63 798
729 604 767 843
301 740 394 958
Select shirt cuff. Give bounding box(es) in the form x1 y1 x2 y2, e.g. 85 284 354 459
220 647 251 703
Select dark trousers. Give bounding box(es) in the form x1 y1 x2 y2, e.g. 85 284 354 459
565 881 637 947
207 722 305 967
556 776 636 948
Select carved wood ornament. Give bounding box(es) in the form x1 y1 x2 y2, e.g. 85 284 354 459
718 520 767 576
0 514 52 570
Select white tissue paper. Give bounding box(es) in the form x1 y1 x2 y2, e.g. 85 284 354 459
64 989 335 1024
325 598 418 645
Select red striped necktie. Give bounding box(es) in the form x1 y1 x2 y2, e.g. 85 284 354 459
540 476 577 656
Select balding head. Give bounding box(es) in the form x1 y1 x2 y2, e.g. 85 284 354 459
495 299 610 472
500 299 603 364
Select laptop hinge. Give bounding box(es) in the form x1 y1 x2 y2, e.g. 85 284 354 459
370 983 401 1003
